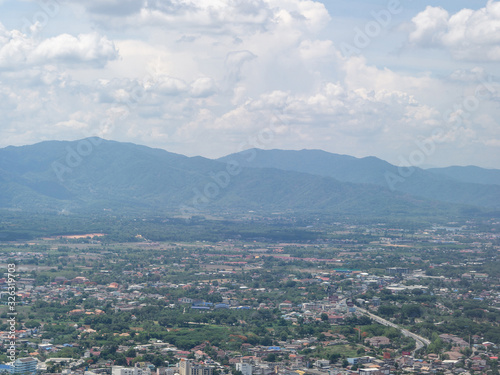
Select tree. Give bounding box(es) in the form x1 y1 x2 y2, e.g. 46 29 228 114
265 353 277 362
378 305 396 317
125 348 137 358
402 304 422 318
329 353 341 363
24 320 41 329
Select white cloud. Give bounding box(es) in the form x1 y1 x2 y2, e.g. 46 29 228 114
190 77 217 97
409 1 500 61
31 33 118 66
0 23 118 69
298 39 335 61
0 25 32 69
85 0 144 16
156 76 189 96
0 1 499 169
409 6 449 46
224 50 258 88
67 0 330 38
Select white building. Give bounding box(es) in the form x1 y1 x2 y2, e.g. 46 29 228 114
157 368 176 375
8 358 38 374
112 366 151 375
236 363 252 375
314 360 330 369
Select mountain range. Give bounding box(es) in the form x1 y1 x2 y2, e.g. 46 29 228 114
0 138 498 218
219 149 500 210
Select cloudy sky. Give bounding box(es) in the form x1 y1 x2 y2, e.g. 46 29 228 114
0 0 499 168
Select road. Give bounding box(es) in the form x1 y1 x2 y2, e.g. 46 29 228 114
356 306 431 354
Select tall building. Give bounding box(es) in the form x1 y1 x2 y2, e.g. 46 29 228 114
179 360 190 375
236 363 252 375
9 358 37 374
179 360 213 375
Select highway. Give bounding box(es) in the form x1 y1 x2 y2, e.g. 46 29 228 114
356 306 431 354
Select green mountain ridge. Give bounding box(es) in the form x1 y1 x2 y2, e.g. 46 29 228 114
426 165 500 186
0 138 495 217
218 148 500 209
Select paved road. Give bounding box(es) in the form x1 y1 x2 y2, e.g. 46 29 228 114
356 306 431 354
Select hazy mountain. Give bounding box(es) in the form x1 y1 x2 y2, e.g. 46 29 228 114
0 138 216 211
426 166 500 186
0 138 465 217
219 149 500 209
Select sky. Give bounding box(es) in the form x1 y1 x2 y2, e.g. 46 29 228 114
0 0 499 168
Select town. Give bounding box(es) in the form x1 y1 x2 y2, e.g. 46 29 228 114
0 217 498 375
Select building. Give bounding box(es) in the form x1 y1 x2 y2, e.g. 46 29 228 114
179 359 190 375
314 360 330 369
347 357 374 366
179 360 213 375
279 302 293 310
236 363 252 375
358 368 390 375
9 358 37 374
157 368 175 375
439 334 469 347
0 364 12 374
112 366 151 375
365 336 391 348
386 267 410 275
